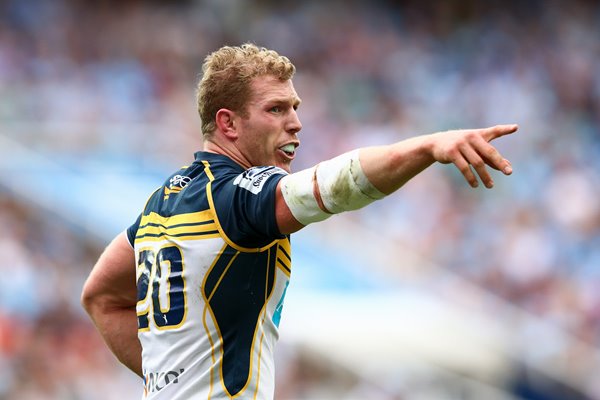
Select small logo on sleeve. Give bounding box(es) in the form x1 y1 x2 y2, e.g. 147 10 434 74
233 166 287 194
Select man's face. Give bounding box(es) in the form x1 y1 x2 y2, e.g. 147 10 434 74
235 75 302 173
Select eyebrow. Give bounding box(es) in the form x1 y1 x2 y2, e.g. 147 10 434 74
267 96 302 107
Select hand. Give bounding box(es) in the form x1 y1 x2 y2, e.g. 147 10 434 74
429 124 518 188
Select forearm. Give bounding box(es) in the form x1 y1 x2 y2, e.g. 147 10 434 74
359 135 435 195
360 124 517 192
86 301 143 377
278 138 433 231
82 232 142 376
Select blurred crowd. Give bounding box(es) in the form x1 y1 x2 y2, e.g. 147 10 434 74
1 0 600 398
0 195 140 399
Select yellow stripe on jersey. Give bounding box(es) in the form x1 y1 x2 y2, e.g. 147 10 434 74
278 239 291 261
202 160 215 181
276 240 292 276
136 210 220 242
163 186 185 200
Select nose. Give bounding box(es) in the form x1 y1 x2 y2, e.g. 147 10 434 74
286 109 302 135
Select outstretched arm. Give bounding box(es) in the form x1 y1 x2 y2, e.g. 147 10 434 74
81 232 142 377
361 124 516 193
275 124 518 234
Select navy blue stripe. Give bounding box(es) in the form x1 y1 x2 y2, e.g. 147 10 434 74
278 245 291 262
136 230 219 240
138 220 214 230
277 258 291 273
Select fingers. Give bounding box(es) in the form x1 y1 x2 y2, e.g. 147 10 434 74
459 144 493 188
453 155 480 188
481 124 519 142
478 139 512 176
433 125 516 188
456 132 513 188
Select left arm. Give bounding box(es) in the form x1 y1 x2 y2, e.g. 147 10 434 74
81 232 142 377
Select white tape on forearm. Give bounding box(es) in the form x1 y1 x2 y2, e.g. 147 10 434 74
316 150 386 213
280 150 386 226
280 167 331 225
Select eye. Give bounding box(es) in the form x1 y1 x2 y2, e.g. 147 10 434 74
270 106 282 113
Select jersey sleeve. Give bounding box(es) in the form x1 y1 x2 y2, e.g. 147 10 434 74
126 213 142 247
211 166 288 248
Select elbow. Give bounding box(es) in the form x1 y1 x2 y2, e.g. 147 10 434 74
80 274 136 319
81 277 103 317
80 279 94 314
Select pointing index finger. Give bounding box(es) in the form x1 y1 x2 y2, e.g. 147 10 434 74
483 124 519 142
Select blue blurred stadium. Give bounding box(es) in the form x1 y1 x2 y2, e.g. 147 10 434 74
1 0 600 399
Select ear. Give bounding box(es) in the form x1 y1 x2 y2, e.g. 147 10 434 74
215 108 238 140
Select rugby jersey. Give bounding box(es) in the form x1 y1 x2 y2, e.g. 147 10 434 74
126 151 292 399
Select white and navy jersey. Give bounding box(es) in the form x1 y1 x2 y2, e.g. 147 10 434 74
126 151 292 400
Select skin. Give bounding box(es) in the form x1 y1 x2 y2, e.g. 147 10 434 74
360 125 516 195
81 232 142 377
81 73 518 377
204 75 302 174
270 124 517 235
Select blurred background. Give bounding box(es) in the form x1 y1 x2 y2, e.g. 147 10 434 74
1 0 600 399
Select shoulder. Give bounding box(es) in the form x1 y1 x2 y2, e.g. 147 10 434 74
210 165 288 247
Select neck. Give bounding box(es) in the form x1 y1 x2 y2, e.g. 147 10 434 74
203 140 252 170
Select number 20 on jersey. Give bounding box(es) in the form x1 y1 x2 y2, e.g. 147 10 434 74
137 245 187 330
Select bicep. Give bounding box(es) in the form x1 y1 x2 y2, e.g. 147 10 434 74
82 231 137 309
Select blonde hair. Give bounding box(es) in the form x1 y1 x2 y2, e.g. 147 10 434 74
196 43 296 138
